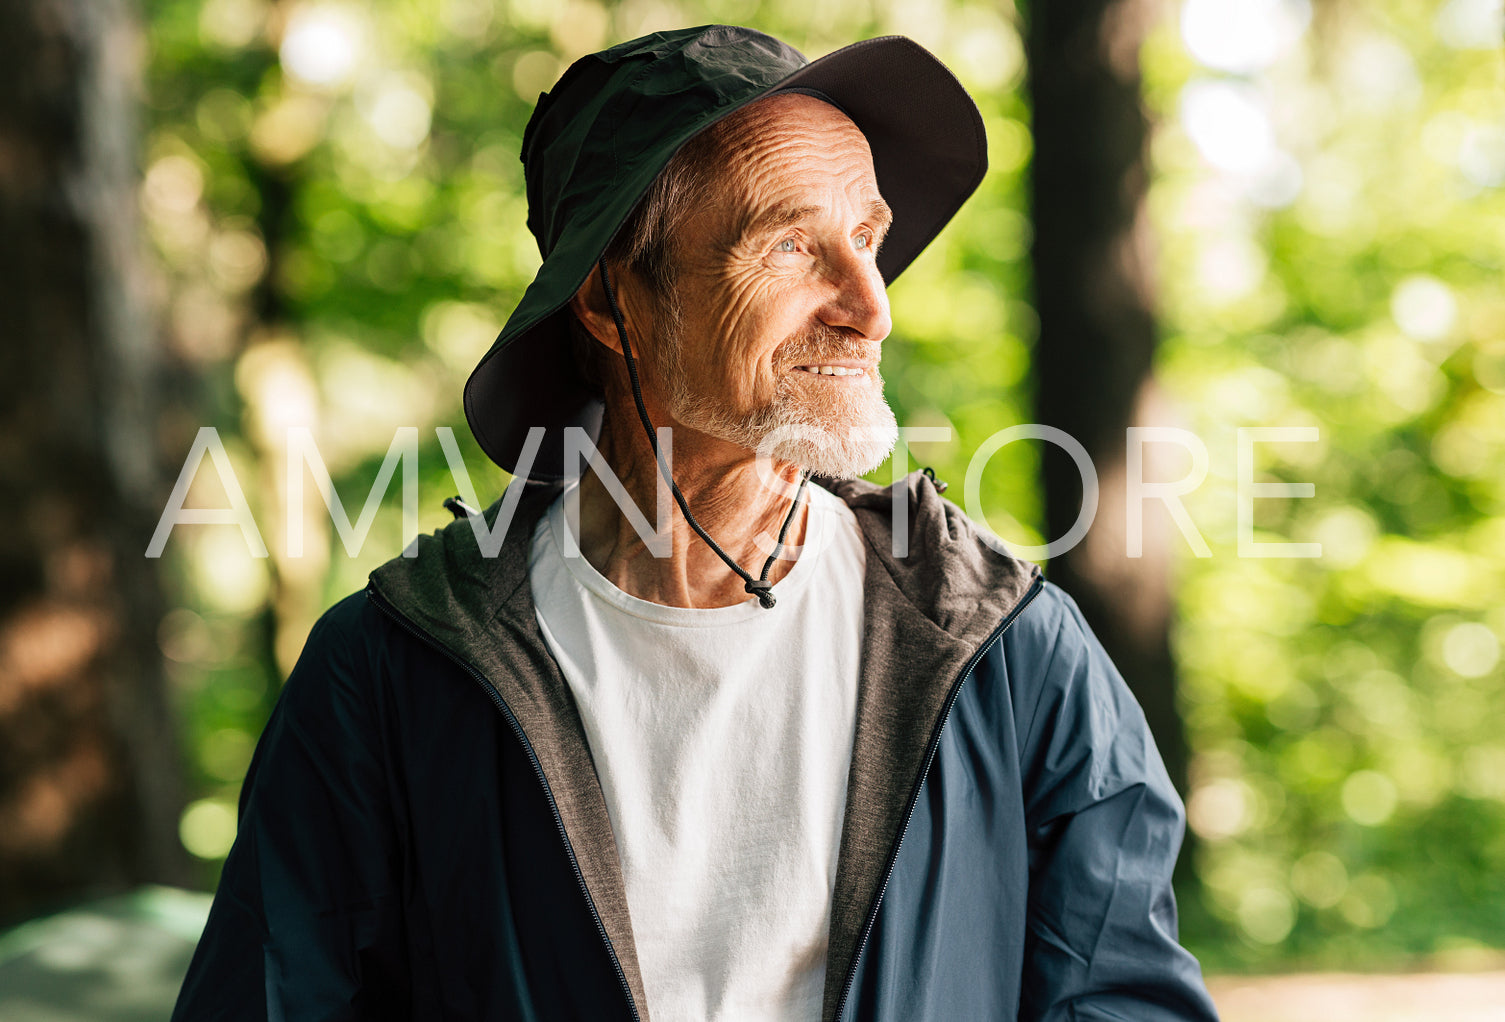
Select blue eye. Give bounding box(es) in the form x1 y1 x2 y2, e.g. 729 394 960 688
776 238 798 253
855 234 870 250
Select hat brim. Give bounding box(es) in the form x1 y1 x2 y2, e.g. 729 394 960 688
464 35 987 481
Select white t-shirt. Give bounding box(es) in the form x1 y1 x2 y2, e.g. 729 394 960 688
528 481 866 1022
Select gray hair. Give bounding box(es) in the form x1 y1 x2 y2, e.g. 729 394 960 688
567 106 761 395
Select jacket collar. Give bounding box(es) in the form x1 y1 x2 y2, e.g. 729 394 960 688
369 471 1039 1022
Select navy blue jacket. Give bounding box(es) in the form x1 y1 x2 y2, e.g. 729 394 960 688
173 473 1218 1021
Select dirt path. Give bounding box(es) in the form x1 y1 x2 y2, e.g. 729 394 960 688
1209 971 1505 1022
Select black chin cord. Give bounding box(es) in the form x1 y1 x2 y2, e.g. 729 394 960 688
596 258 807 609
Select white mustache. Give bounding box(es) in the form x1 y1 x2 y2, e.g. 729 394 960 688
777 328 879 370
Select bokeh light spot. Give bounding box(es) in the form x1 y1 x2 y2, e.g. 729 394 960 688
1435 0 1505 50
1341 770 1398 826
360 74 433 150
1181 0 1310 74
1458 125 1505 187
180 799 238 860
512 50 561 100
1189 778 1255 841
280 6 365 90
199 0 268 49
1391 275 1458 342
1180 79 1276 175
1441 621 1500 678
1237 885 1297 944
1290 850 1348 909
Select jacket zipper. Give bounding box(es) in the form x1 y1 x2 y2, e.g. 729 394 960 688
830 572 1044 1022
366 583 643 1022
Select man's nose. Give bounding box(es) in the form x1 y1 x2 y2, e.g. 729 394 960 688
821 247 892 343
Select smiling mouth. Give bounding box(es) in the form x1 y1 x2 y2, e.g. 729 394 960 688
794 364 869 377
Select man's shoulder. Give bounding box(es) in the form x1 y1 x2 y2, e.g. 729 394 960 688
286 588 422 688
999 578 1088 660
298 590 385 663
289 572 481 687
994 578 1161 783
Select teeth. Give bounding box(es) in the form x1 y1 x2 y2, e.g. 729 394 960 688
799 365 865 376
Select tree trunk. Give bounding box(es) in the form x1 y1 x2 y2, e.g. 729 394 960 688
1025 0 1190 802
0 0 189 923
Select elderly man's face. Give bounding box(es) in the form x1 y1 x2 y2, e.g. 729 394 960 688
651 93 897 478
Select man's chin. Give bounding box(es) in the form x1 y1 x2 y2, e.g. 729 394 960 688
759 408 899 480
780 436 896 480
670 388 898 479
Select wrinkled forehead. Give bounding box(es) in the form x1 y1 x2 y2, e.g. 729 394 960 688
711 91 876 179
688 92 884 229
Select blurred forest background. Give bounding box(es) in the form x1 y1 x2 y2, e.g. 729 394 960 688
2 0 1503 987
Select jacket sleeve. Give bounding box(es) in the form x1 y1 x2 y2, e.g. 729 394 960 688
172 593 410 1021
1010 584 1219 1022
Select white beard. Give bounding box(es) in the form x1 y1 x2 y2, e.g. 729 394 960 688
669 371 897 480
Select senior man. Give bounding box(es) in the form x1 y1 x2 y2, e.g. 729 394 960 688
175 25 1218 1022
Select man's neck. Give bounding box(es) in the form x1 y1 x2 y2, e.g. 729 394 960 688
572 413 810 609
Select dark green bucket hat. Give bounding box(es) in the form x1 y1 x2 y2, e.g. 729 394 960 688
464 24 987 481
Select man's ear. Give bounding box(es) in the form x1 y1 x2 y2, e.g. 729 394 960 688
569 267 625 356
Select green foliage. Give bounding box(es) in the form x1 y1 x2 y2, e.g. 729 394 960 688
1145 0 1505 970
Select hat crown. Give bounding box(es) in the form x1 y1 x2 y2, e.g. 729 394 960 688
520 25 807 259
